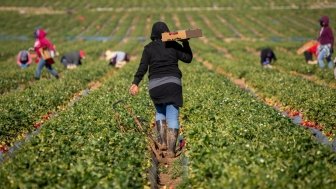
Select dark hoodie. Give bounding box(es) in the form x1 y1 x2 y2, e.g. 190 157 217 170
60 51 82 66
132 21 193 107
260 48 276 64
318 16 334 46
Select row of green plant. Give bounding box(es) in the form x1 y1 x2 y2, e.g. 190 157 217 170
2 8 334 43
178 59 336 188
0 10 144 94
176 9 336 40
0 58 152 188
172 10 336 83
163 11 336 133
1 0 334 9
0 41 103 94
0 9 158 187
0 7 153 146
193 39 336 134
0 6 156 145
0 55 108 146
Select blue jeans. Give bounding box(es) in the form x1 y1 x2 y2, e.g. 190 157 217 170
35 58 58 79
20 63 29 69
155 104 179 129
317 45 334 69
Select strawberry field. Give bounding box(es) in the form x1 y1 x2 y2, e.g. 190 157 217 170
1 1 336 188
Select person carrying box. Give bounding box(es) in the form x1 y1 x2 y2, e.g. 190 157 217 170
33 28 59 80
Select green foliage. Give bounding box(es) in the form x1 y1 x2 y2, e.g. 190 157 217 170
1 1 336 188
180 61 336 188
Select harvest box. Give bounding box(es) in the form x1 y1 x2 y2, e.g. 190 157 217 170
39 48 55 64
162 29 202 42
296 40 318 55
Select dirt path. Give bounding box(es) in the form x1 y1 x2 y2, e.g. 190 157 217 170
138 14 188 188
145 15 152 37
185 14 208 44
160 14 165 23
198 14 225 39
295 14 318 27
246 15 284 37
229 14 263 38
280 15 316 34
266 15 303 37
185 14 233 59
93 14 118 36
91 3 336 12
77 14 107 37
122 15 140 43
172 14 181 28
195 55 252 92
0 6 64 15
216 15 245 39
108 13 129 37
2 3 336 15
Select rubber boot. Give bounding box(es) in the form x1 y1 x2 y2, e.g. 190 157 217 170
166 128 179 158
156 120 167 150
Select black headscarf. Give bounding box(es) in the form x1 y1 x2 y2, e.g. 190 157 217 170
150 21 170 41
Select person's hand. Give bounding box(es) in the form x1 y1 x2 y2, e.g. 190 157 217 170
178 38 190 42
129 84 139 96
50 50 55 58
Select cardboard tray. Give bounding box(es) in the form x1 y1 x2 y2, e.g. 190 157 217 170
39 48 55 64
162 29 202 42
297 40 318 55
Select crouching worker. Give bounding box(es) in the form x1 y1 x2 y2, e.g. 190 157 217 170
60 50 86 69
304 43 318 64
105 50 130 68
16 49 32 69
129 21 193 158
260 48 277 68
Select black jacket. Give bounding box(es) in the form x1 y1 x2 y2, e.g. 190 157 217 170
60 51 82 66
260 48 276 64
132 22 193 107
133 40 192 85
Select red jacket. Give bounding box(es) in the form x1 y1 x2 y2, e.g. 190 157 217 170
34 29 55 58
307 43 318 56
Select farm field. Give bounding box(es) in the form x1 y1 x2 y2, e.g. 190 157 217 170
1 1 336 188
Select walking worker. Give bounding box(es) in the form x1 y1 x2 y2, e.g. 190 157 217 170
33 28 59 80
16 50 32 69
60 50 86 69
129 21 193 158
317 16 334 69
260 47 277 68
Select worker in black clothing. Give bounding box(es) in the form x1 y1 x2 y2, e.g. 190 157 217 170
260 48 277 68
129 21 193 158
60 50 85 69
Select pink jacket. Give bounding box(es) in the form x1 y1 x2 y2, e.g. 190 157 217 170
34 29 55 58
